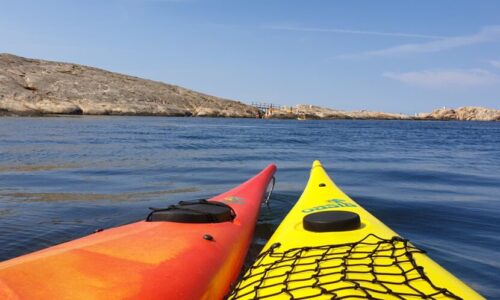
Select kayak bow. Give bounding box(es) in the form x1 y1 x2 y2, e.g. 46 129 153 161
228 160 483 300
0 164 277 300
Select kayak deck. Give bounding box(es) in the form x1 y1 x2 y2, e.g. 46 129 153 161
228 160 483 300
0 165 276 300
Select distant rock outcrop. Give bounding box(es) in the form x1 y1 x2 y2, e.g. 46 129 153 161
1 54 498 121
417 107 500 121
268 104 410 120
0 54 258 117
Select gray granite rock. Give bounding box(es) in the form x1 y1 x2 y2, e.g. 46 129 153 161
0 54 259 117
269 104 499 121
269 104 411 120
417 107 500 121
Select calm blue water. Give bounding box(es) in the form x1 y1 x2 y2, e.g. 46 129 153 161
0 117 499 298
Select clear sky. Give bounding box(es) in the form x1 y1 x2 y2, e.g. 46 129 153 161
1 0 499 113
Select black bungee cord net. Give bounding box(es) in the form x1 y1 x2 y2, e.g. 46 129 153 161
227 234 461 300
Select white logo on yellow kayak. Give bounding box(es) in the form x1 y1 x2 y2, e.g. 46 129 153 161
302 199 357 213
221 196 245 204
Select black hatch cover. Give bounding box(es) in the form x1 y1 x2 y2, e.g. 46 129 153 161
303 211 360 232
146 199 235 223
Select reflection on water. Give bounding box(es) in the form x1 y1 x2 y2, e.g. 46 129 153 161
0 163 81 172
5 188 199 203
0 116 499 298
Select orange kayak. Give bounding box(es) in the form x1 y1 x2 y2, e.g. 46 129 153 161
0 164 277 300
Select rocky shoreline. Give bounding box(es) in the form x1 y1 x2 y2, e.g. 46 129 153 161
266 104 410 120
0 54 258 118
416 107 500 122
264 104 500 121
1 54 498 121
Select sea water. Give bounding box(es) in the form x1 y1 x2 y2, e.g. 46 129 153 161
0 116 499 298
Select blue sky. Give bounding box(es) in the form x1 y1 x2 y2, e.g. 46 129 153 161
1 0 499 113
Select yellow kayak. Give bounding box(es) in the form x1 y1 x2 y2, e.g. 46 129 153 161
228 160 483 300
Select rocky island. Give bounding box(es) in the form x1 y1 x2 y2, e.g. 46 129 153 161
1 54 498 121
263 105 499 121
267 104 410 120
0 54 258 117
417 107 500 121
